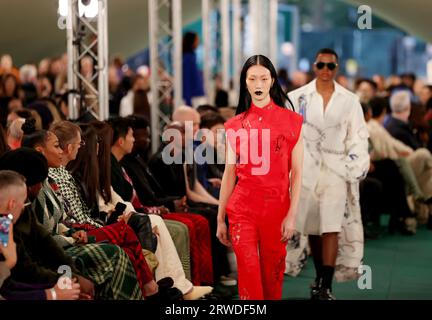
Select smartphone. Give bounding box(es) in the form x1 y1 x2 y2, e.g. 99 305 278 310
0 214 13 247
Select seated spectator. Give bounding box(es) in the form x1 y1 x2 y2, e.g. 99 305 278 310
385 91 422 149
115 116 215 289
0 193 17 300
149 120 235 288
3 148 143 300
6 118 25 150
367 98 432 202
0 169 83 300
21 119 165 300
196 111 227 198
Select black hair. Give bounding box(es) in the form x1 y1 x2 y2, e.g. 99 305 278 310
67 124 99 211
197 104 219 115
369 97 388 118
356 78 378 91
360 103 370 117
107 117 133 146
315 48 339 62
21 118 50 148
236 55 294 115
182 31 198 53
200 112 225 129
126 115 150 130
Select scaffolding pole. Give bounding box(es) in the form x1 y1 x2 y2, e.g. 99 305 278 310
202 0 213 104
66 0 109 120
269 0 279 67
149 0 183 154
220 0 230 91
249 0 260 55
232 0 242 102
97 0 109 120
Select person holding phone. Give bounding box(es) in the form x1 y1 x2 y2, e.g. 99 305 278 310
0 170 80 300
0 219 17 299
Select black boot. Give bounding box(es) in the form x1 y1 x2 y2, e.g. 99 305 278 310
310 278 322 300
318 287 336 300
318 265 336 300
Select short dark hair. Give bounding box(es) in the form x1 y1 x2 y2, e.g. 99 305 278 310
369 97 388 118
197 104 219 115
107 117 132 146
356 78 378 91
315 48 339 62
200 112 225 129
126 115 150 130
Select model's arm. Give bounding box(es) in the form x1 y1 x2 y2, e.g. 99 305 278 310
216 137 238 246
281 128 304 241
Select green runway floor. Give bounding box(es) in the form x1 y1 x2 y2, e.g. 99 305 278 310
282 224 432 300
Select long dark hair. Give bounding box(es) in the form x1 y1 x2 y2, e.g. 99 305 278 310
67 124 99 210
0 124 9 156
236 55 294 115
89 120 113 204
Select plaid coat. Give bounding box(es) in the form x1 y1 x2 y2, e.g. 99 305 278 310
32 180 143 300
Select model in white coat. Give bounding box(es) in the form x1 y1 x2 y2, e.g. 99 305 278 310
288 48 369 300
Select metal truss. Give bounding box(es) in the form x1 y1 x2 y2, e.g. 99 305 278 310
148 0 182 154
66 0 108 120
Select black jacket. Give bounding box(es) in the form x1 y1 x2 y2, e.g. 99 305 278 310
385 116 421 150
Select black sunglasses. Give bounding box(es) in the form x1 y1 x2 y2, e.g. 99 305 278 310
315 62 338 70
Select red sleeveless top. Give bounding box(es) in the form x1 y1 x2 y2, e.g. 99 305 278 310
224 100 303 211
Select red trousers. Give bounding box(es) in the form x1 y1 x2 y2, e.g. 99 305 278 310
162 213 214 285
227 187 289 300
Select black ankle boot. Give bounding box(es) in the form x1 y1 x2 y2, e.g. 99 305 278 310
318 287 336 300
310 278 322 300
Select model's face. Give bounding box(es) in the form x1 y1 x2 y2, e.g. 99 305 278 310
314 53 338 82
38 133 64 168
246 65 273 103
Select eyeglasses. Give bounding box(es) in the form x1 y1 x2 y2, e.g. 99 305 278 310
314 62 338 71
24 202 32 207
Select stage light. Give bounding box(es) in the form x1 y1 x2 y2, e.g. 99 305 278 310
58 0 68 17
281 42 295 57
58 0 98 18
78 0 98 18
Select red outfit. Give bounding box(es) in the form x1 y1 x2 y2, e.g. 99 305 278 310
224 100 302 300
162 213 214 285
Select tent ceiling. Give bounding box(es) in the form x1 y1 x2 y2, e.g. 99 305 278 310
1 0 431 66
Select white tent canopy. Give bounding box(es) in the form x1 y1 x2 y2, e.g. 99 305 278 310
0 0 431 66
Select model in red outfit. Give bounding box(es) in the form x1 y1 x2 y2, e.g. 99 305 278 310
217 55 304 300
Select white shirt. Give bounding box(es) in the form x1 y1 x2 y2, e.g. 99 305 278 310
288 79 370 190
